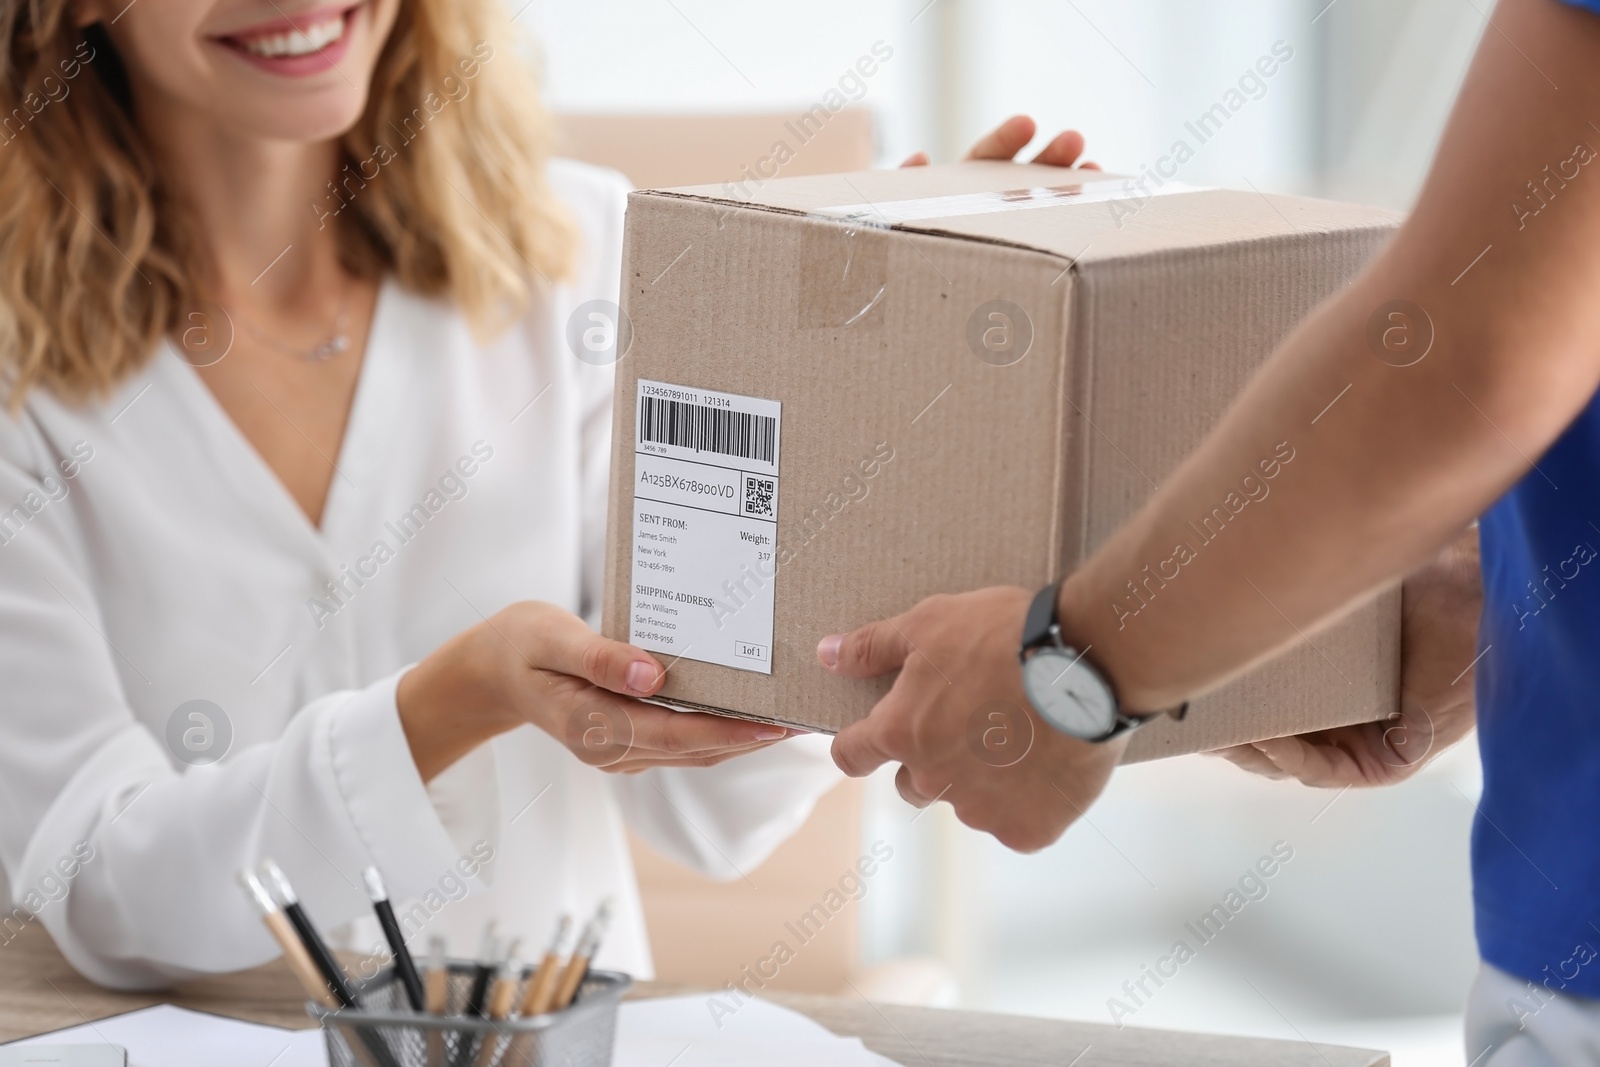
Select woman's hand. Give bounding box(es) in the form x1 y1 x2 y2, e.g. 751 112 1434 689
900 114 1099 169
397 602 790 781
1212 527 1483 787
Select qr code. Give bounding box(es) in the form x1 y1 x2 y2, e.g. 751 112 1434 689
743 475 776 518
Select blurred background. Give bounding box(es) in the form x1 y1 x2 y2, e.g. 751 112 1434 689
518 1 1488 1064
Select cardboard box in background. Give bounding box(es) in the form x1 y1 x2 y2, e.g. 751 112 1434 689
554 110 876 191
627 781 862 995
602 162 1403 761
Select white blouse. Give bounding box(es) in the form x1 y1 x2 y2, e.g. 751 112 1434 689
0 160 839 989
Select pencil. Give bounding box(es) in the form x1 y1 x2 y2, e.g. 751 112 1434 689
424 934 450 1012
516 915 571 1017
424 936 448 1067
238 869 339 1010
484 942 524 1020
552 900 612 1011
260 859 357 1008
363 866 425 1011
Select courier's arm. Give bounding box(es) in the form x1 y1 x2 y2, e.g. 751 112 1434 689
1055 0 1600 709
822 0 1600 849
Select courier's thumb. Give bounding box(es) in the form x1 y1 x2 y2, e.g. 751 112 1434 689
817 621 913 678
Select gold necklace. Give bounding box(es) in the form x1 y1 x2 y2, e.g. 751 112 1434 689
228 276 352 362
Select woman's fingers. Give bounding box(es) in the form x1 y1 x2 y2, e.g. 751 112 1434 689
963 114 1037 161
905 119 1095 170
595 740 788 774
509 604 665 697
1030 129 1088 168
623 704 789 754
485 602 790 771
559 692 787 765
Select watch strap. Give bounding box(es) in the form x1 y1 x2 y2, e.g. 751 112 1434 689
1101 711 1152 742
1019 581 1062 656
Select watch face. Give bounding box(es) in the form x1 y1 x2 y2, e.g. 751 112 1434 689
1022 649 1116 739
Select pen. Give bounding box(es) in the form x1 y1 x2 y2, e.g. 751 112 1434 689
451 927 503 1067
238 869 339 1010
245 866 396 1067
260 859 357 1008
471 944 525 1067
463 924 501 1018
552 900 612 1010
424 936 448 1067
363 866 425 1011
516 915 571 1017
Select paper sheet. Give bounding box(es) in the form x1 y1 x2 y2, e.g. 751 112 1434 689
3 1004 325 1067
614 995 901 1066
3 996 902 1067
617 1036 891 1067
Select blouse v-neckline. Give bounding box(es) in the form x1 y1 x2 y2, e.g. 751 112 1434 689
158 278 397 556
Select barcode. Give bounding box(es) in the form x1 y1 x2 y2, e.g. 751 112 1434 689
640 397 776 464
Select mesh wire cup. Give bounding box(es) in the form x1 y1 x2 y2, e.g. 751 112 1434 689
307 961 632 1067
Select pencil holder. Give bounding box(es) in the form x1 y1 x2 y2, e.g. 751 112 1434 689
307 960 632 1067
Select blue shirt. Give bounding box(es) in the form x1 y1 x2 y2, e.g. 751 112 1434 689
1477 405 1600 996
1472 0 1600 998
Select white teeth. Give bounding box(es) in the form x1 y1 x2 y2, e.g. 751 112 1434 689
238 15 346 58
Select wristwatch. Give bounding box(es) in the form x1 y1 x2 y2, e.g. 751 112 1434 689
1018 582 1187 742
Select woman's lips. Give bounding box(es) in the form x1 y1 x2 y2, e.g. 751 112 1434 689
213 3 362 77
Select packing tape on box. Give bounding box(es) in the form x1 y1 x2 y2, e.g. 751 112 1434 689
810 178 1205 226
796 219 890 331
792 179 1207 330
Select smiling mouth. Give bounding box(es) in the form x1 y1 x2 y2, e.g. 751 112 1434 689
217 3 360 61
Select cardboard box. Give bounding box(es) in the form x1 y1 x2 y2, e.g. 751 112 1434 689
554 110 876 191
602 162 1402 761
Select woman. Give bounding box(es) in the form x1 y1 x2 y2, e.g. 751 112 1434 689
0 0 1092 988
0 0 843 988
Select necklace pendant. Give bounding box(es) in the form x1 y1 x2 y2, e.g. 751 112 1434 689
309 334 350 361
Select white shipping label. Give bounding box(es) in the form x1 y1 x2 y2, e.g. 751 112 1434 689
630 380 782 674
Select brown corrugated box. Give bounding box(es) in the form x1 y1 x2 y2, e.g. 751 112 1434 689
554 110 875 191
602 161 1402 761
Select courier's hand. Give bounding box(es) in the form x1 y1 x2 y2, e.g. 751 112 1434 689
1214 527 1482 787
398 602 789 781
900 114 1100 169
818 586 1119 852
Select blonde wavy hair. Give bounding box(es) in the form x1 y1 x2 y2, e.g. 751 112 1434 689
0 0 576 405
